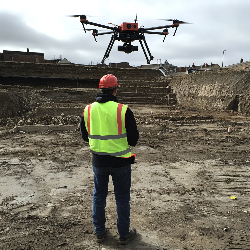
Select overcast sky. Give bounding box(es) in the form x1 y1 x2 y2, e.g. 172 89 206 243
0 0 250 67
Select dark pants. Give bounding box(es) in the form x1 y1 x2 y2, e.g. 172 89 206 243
92 164 131 237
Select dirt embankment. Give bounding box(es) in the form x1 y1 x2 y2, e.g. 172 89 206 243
170 69 250 114
0 61 163 80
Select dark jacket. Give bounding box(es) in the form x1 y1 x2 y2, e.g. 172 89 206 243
80 92 139 167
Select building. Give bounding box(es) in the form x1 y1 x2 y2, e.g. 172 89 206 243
186 62 220 73
0 49 45 63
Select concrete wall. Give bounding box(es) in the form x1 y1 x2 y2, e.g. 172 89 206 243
169 69 250 113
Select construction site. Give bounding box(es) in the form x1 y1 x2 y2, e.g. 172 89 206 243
1 61 250 249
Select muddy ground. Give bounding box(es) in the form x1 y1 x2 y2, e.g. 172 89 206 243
1 85 250 250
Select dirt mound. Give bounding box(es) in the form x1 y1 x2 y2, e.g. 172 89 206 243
0 86 48 120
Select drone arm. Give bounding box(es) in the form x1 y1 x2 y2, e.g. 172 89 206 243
82 21 118 31
143 31 167 35
95 31 115 36
143 30 169 42
140 25 172 32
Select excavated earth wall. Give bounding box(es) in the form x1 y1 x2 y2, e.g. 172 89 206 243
1 61 250 119
169 69 250 113
0 62 175 119
0 61 161 81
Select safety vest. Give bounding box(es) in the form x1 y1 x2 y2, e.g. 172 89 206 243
83 101 132 158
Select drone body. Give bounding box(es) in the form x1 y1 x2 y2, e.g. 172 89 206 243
70 15 189 64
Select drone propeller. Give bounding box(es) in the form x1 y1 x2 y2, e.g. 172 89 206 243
157 19 190 36
65 15 89 32
66 15 81 17
65 14 99 18
159 19 191 24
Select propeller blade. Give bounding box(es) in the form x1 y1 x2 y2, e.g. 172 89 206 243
65 15 81 17
158 19 174 21
65 14 103 18
158 19 191 24
178 21 191 24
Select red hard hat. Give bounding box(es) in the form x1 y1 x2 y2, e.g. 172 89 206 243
99 74 120 89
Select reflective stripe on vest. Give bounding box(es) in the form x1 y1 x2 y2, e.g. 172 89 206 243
83 101 132 158
87 104 91 134
117 103 123 135
90 147 131 157
88 133 127 140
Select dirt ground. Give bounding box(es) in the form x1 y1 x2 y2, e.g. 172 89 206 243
1 86 250 250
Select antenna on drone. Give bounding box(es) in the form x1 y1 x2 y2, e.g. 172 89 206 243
134 14 138 23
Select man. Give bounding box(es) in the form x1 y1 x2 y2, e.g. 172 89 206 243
80 74 139 244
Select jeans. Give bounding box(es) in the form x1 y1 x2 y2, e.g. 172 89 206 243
92 164 131 237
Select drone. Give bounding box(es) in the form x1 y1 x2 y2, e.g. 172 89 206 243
69 15 189 64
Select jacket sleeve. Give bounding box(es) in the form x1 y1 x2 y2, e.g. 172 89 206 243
80 116 89 142
125 108 139 146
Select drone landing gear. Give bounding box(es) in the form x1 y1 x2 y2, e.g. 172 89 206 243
81 23 86 33
173 27 178 36
101 34 116 64
139 36 154 64
100 33 154 64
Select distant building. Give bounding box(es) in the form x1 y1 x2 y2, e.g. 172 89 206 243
57 58 72 64
186 62 220 73
176 67 187 73
0 49 44 63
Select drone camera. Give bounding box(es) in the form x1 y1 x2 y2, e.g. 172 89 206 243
118 44 138 54
120 22 138 31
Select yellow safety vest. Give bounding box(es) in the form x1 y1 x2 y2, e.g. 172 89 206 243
83 101 132 158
